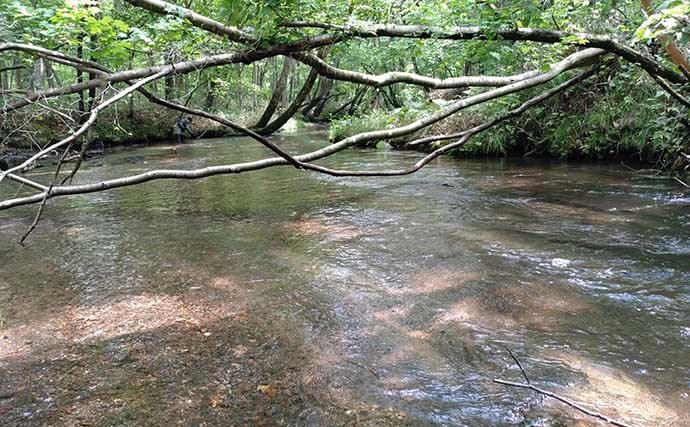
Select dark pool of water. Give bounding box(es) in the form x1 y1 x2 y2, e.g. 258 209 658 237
1 131 689 426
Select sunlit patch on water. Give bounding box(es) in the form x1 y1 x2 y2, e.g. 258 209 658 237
541 351 690 426
434 280 594 333
283 217 363 240
1 134 690 425
391 268 481 295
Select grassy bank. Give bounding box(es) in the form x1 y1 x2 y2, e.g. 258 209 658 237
0 102 265 154
328 72 690 172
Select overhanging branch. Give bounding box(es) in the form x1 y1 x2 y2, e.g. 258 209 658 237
0 49 604 210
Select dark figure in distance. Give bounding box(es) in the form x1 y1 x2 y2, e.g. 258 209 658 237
172 116 193 144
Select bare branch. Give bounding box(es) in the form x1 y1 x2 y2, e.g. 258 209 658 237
0 64 27 73
19 184 53 244
0 43 110 76
0 50 603 210
650 75 690 109
494 379 636 427
5 173 48 191
291 66 600 177
281 21 686 84
124 0 258 45
123 0 686 87
291 52 544 89
0 68 172 182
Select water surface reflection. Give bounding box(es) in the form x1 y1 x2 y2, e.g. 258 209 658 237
1 131 688 426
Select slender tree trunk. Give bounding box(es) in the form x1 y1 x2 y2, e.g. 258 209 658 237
205 73 217 111
164 49 176 99
347 86 368 115
412 59 430 95
12 58 22 90
252 62 259 108
0 64 7 91
147 53 157 91
237 65 244 108
87 34 97 111
30 58 45 90
76 44 86 122
165 74 174 99
255 57 293 128
259 66 320 135
128 49 135 119
311 79 333 119
45 61 61 87
303 77 331 117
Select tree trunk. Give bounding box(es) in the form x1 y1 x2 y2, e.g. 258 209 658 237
259 66 319 135
87 34 97 112
30 58 45 90
347 86 368 115
128 49 136 119
205 73 217 111
303 76 332 119
45 61 61 87
76 44 86 122
165 74 174 99
255 57 293 128
0 65 7 91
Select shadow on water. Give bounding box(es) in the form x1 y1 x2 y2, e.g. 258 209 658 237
1 131 689 426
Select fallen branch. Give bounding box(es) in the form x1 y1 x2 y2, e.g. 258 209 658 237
281 21 686 84
4 172 47 191
0 60 601 210
19 184 52 244
0 68 171 182
674 176 689 188
650 74 690 109
291 51 545 89
124 0 687 92
494 379 636 427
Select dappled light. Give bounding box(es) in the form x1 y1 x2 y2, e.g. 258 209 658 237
283 217 363 240
2 0 690 424
541 351 690 426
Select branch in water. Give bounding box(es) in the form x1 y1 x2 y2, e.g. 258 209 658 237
494 379 636 427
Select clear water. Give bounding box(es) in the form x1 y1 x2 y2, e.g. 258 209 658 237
1 130 689 426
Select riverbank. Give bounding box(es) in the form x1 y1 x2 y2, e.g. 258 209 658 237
327 79 690 173
2 102 688 176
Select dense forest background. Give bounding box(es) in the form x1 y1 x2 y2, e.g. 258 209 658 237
1 0 689 172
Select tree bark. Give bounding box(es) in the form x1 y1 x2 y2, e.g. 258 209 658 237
122 0 687 83
255 57 293 128
259 66 319 134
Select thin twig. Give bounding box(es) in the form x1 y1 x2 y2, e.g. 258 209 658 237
674 176 689 188
19 183 53 244
506 348 531 385
494 379 636 427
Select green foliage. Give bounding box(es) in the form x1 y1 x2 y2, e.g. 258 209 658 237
329 107 425 145
0 0 688 169
636 0 690 44
452 69 689 164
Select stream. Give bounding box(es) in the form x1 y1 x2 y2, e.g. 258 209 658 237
1 130 689 426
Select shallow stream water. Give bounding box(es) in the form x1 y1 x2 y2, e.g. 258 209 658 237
1 131 689 426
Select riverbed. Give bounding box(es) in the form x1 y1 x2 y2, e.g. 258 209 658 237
1 130 689 426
